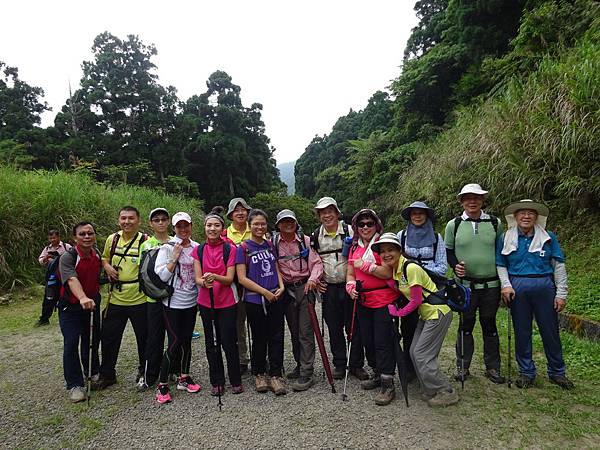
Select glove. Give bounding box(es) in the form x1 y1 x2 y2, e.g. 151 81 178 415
345 281 356 296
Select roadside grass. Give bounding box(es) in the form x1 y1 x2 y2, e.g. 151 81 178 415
1 292 599 448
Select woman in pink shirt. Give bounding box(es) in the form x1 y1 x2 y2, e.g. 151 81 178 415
193 207 242 395
346 208 398 406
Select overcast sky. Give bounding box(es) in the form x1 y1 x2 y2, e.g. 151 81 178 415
1 0 417 164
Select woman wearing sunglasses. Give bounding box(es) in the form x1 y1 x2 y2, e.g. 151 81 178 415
346 209 398 405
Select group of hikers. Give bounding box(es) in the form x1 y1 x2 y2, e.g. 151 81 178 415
41 182 574 407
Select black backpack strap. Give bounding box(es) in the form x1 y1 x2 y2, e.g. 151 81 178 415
310 226 321 251
490 215 499 234
400 230 406 250
223 242 231 267
196 243 206 271
453 217 462 243
342 221 349 237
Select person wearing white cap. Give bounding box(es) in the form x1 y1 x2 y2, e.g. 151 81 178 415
496 200 573 390
154 211 201 403
310 197 369 381
94 206 148 391
444 184 506 385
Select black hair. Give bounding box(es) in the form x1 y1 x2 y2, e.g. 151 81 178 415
205 206 226 226
248 208 268 224
72 221 96 235
119 205 140 218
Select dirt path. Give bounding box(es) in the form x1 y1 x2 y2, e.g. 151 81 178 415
1 290 599 449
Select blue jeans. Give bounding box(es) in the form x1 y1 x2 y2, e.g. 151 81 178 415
58 297 101 389
510 276 566 378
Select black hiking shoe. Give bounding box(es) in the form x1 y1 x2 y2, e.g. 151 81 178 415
350 367 370 381
485 368 506 384
333 367 345 380
549 374 574 390
291 376 315 392
34 319 50 327
515 374 535 389
91 376 117 391
286 365 300 379
454 368 470 382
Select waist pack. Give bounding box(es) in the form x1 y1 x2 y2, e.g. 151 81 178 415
139 243 178 300
402 260 471 313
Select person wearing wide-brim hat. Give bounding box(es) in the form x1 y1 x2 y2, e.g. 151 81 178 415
496 199 573 390
224 197 252 375
444 183 506 385
396 201 448 382
311 197 369 382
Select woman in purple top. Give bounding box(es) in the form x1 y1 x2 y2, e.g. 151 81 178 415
235 209 286 395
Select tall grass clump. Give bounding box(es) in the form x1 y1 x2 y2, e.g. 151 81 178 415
0 166 204 288
392 22 600 227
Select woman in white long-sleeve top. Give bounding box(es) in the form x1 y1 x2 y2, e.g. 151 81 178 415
154 212 201 404
496 199 573 390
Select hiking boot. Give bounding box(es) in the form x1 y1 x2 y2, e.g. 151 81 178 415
427 388 460 407
286 365 300 379
350 367 370 381
333 367 345 380
485 368 506 384
34 319 50 327
210 385 225 397
291 376 315 392
255 374 269 393
374 377 396 406
454 368 470 383
177 375 201 393
155 384 172 404
361 374 381 390
549 374 574 390
69 386 86 403
269 376 287 396
515 374 535 389
91 376 116 391
232 384 244 394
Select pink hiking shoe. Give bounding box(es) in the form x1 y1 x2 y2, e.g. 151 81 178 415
155 384 172 404
177 375 201 393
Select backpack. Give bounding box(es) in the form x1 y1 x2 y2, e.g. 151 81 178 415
309 222 350 255
138 243 178 301
43 254 63 306
402 260 471 313
399 230 439 261
452 216 499 242
271 230 310 269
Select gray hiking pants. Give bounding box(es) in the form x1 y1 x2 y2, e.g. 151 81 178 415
283 284 316 378
410 310 453 396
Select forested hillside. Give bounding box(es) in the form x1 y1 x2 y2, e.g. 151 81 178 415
0 33 283 207
294 0 599 223
277 161 296 194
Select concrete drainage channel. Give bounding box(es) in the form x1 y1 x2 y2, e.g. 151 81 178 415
559 312 600 341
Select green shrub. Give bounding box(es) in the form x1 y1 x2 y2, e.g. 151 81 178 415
0 166 204 288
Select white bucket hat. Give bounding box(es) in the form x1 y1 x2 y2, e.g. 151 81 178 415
457 183 488 200
371 232 402 254
504 199 549 229
314 197 341 214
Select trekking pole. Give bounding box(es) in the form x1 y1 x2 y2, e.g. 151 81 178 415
342 281 360 401
87 309 94 407
507 294 514 388
459 311 465 391
307 296 336 393
209 287 223 411
316 290 325 380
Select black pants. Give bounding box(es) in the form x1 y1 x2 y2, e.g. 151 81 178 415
144 301 165 384
322 283 365 369
357 303 396 376
245 300 285 377
159 305 197 383
456 286 501 371
401 310 419 375
39 283 59 322
199 304 241 387
99 303 147 380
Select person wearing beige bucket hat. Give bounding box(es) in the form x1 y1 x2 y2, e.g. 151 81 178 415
496 199 573 390
444 184 506 385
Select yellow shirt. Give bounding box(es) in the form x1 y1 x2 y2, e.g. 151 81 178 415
394 256 450 320
226 223 252 245
102 231 147 306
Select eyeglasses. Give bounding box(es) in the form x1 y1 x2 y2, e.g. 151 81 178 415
151 217 169 223
77 232 95 237
357 221 375 228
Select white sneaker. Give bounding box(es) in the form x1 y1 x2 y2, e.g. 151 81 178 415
69 386 87 403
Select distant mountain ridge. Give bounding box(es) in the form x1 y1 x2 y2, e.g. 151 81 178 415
277 161 296 195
